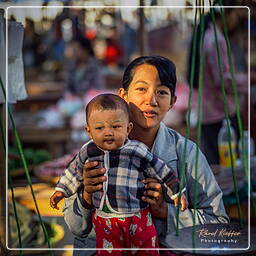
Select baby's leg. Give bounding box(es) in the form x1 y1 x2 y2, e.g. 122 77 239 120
92 213 126 256
127 208 160 256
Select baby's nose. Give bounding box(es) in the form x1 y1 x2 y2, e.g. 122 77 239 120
104 128 114 136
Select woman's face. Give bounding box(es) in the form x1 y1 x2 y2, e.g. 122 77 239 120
119 64 176 131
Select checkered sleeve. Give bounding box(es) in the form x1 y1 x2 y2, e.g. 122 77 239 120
137 144 181 200
56 143 89 197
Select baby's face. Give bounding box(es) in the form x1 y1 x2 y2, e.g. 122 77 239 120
86 109 133 151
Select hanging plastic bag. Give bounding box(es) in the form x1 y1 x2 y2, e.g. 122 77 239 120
7 20 27 102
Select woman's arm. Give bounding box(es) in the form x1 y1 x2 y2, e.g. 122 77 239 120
62 186 94 237
143 143 229 245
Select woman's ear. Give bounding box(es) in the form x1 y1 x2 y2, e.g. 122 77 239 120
169 95 177 110
118 88 128 101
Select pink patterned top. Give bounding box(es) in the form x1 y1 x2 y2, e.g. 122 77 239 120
199 24 247 124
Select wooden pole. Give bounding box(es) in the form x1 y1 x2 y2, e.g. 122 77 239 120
138 0 148 56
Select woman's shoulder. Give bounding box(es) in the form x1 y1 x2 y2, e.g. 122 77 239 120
162 124 196 153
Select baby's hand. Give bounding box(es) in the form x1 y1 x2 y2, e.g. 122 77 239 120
50 191 65 210
173 194 188 212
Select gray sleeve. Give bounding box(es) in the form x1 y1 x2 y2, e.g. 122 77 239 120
62 187 94 238
156 144 229 246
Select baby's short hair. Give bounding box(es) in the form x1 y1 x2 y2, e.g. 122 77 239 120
86 94 130 124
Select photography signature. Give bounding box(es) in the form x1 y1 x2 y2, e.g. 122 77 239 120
197 228 241 238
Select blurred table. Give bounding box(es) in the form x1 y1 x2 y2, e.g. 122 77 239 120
166 223 256 255
15 81 64 112
12 127 71 158
211 162 256 222
211 165 247 196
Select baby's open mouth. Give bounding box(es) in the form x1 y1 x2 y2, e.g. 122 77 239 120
104 139 114 144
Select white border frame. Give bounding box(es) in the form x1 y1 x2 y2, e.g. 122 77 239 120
4 5 251 252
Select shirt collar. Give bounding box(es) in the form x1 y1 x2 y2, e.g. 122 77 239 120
152 122 178 162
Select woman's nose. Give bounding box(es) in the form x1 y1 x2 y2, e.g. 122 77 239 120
146 91 158 106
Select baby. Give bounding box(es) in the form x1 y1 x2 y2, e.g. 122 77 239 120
50 94 188 254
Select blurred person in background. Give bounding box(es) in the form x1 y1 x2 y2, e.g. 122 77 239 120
187 3 248 165
120 22 137 66
23 18 45 68
64 35 106 97
51 22 66 63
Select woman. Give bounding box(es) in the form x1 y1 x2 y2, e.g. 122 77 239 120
63 56 229 255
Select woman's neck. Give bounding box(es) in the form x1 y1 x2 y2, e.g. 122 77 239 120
129 124 159 150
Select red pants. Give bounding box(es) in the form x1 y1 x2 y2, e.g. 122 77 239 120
92 208 160 256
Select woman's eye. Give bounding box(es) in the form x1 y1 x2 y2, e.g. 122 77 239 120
113 125 121 129
95 127 103 130
157 90 169 96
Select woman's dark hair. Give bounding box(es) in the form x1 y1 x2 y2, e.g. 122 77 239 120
122 56 177 97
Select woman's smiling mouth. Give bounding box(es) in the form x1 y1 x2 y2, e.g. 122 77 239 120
143 110 157 118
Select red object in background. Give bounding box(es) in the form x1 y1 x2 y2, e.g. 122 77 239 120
104 39 122 66
85 29 96 40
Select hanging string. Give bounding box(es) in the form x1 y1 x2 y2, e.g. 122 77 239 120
208 2 243 226
0 76 53 253
175 0 199 236
192 0 205 249
9 176 23 255
0 110 23 255
218 0 249 178
217 0 256 216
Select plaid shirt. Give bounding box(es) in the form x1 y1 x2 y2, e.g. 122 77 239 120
57 140 180 214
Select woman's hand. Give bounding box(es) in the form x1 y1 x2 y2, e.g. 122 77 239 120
82 161 107 206
142 178 167 219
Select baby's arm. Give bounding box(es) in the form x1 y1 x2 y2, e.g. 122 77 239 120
145 150 188 210
51 143 90 209
56 144 90 196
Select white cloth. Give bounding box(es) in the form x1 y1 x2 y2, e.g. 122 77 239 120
0 10 27 103
0 9 6 103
